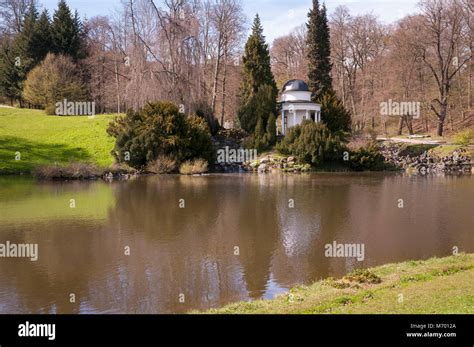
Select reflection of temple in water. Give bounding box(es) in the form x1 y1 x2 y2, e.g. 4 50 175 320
0 174 473 313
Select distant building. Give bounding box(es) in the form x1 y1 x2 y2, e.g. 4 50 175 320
279 79 321 135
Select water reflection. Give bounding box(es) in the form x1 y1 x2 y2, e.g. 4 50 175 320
0 173 473 313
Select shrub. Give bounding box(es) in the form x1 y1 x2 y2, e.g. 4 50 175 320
276 121 346 166
107 101 213 170
147 155 178 174
218 128 248 140
184 115 214 161
398 144 437 157
34 162 101 180
453 130 473 146
179 159 209 175
23 53 86 110
347 136 371 151
45 104 57 115
193 102 220 136
348 143 386 171
319 90 352 133
343 269 382 284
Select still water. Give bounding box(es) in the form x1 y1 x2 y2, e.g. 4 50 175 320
0 173 473 313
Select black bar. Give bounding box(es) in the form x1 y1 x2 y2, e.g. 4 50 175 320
0 315 472 346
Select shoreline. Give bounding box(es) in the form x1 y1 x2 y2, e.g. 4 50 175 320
201 254 474 314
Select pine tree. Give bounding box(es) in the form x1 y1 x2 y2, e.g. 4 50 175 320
307 1 332 100
307 2 351 132
0 4 38 105
238 14 277 137
32 10 52 63
13 4 38 73
0 41 23 103
51 0 87 61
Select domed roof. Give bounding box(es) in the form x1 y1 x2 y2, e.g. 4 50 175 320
282 79 310 92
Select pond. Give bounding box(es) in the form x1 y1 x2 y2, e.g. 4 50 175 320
0 173 473 313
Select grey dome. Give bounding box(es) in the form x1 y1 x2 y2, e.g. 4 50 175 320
282 79 310 92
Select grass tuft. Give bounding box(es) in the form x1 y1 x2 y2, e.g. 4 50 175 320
179 159 209 175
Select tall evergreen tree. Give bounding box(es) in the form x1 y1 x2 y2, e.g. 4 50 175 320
32 10 52 63
51 0 87 61
0 3 38 105
239 14 277 103
238 14 277 146
307 2 351 133
13 4 38 73
0 41 23 103
307 1 332 100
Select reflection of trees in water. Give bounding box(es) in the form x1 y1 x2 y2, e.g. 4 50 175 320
270 174 352 285
1 174 473 313
232 175 280 299
349 175 474 266
0 220 109 313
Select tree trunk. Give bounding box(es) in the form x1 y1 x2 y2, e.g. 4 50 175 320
211 37 222 115
220 47 228 126
437 102 448 136
407 116 414 135
397 116 404 136
437 120 444 137
115 58 121 114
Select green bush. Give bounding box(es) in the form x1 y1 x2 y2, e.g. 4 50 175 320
319 90 352 133
276 121 346 166
107 101 213 170
453 130 473 146
193 101 220 136
184 115 215 161
349 143 386 171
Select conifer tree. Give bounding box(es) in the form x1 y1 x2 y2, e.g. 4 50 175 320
307 2 351 132
32 10 52 63
51 0 87 61
319 90 351 133
307 1 332 100
14 4 38 73
238 14 277 145
0 3 38 105
0 41 23 103
239 14 276 102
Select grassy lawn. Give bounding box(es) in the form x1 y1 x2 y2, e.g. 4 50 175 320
205 254 474 314
0 108 116 174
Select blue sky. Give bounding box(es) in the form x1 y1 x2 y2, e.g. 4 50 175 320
40 0 420 43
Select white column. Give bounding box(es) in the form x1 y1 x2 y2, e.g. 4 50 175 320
282 110 285 135
305 110 309 120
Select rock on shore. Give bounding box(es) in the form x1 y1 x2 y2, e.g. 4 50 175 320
380 144 472 174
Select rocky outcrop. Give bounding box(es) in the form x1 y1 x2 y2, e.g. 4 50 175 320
210 133 247 173
242 155 311 173
380 144 472 175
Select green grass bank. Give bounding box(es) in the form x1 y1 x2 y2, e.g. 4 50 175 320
204 254 474 314
0 107 116 174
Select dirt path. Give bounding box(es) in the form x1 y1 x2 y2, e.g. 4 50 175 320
377 136 447 145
